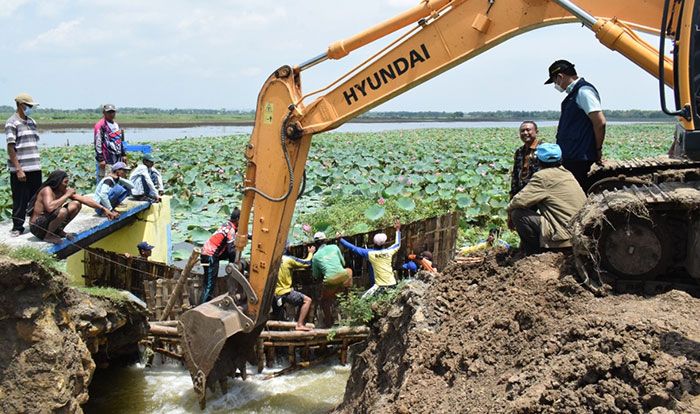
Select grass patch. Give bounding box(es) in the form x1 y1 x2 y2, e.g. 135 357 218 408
337 281 407 326
0 244 62 271
77 286 128 303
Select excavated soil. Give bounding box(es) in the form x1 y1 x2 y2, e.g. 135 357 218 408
336 253 700 413
0 259 148 414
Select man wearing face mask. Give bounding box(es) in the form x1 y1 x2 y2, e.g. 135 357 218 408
5 93 42 237
545 60 606 190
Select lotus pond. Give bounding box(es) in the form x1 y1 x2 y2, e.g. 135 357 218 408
0 124 675 252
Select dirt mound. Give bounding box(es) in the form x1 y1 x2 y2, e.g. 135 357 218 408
336 253 700 413
0 259 148 414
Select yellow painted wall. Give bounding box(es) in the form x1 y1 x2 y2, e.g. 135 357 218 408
66 196 171 286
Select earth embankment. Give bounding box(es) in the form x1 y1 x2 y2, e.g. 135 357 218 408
0 259 148 414
336 253 700 413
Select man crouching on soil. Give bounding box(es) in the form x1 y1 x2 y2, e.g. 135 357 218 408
507 143 586 256
29 170 118 243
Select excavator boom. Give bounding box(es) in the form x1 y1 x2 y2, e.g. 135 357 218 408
179 0 699 406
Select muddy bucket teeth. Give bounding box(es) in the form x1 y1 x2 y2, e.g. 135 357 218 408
178 293 259 408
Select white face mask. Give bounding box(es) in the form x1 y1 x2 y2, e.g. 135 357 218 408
23 105 33 116
554 83 565 93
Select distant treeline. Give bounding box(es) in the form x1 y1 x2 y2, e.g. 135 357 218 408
0 106 673 122
359 110 673 121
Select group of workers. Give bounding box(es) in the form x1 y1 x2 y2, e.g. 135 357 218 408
6 97 164 246
507 59 605 255
5 58 604 327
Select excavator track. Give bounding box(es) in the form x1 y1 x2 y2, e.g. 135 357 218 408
571 180 700 295
587 156 700 193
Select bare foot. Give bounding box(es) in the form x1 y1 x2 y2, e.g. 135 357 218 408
295 325 312 332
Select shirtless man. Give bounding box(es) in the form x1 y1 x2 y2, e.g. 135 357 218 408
29 170 118 243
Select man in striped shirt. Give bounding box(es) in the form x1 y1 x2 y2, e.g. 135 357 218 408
6 93 42 236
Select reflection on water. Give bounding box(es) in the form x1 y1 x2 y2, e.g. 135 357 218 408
84 361 350 414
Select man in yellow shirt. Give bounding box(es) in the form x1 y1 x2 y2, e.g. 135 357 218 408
274 245 315 331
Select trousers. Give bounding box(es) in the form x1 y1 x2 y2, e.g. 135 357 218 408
511 207 542 256
10 170 42 232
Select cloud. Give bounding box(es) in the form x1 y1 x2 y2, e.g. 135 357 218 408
0 0 30 17
22 19 98 49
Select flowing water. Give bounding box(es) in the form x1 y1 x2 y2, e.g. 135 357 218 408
84 361 350 413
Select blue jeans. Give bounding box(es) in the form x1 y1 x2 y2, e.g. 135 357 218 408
96 184 130 215
200 255 220 304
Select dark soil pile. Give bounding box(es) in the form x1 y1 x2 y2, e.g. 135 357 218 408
0 259 148 414
336 253 700 413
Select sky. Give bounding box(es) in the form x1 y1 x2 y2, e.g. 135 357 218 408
0 0 672 112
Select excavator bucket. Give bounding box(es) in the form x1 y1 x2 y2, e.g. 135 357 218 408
178 265 263 409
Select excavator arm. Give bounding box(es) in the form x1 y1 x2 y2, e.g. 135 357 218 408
179 0 698 407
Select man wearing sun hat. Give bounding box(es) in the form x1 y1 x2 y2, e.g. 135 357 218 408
5 93 42 236
94 103 126 180
545 59 606 190
507 143 586 256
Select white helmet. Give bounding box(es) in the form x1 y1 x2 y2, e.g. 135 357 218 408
373 233 387 246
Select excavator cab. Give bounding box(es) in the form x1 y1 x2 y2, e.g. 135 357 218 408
665 0 700 159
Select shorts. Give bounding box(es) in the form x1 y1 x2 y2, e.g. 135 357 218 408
29 210 58 241
281 290 307 307
323 270 350 287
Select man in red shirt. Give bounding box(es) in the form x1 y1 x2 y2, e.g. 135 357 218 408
200 208 240 303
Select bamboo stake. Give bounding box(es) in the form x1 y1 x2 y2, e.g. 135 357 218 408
160 248 200 321
265 321 316 330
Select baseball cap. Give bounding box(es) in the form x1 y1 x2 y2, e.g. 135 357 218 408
102 103 117 112
143 153 157 163
15 93 39 106
137 241 155 250
544 60 575 84
373 233 387 246
536 143 562 163
111 161 131 172
313 231 326 241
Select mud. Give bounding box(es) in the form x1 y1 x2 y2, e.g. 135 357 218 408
336 253 700 413
0 259 148 414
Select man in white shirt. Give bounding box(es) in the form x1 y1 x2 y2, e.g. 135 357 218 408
545 60 606 190
129 153 163 202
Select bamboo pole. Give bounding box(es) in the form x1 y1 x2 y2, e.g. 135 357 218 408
154 347 183 360
265 321 315 330
160 248 200 321
149 323 179 337
258 326 368 340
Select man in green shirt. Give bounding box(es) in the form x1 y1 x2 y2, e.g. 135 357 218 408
311 232 353 327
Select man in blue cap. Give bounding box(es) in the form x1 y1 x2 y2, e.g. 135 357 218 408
136 241 154 260
507 143 586 256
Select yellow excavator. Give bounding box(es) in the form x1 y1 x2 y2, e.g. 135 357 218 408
178 0 700 407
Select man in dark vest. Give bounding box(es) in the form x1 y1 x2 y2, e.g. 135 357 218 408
545 60 606 190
